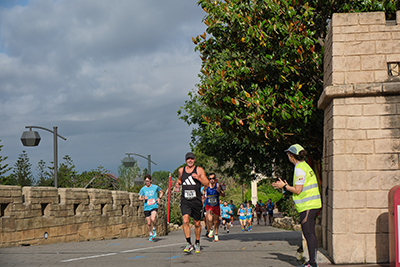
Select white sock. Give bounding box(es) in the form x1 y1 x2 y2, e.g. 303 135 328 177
153 227 156 230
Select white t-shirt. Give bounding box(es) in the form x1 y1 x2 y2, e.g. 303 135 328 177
294 163 306 186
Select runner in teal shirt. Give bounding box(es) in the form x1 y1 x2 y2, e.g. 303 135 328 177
138 174 163 242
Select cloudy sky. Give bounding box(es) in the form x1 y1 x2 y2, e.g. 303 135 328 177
0 0 206 178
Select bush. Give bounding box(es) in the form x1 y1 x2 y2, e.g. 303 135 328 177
277 194 300 224
169 203 182 225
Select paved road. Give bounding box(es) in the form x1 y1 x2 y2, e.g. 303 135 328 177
0 221 390 267
0 221 304 267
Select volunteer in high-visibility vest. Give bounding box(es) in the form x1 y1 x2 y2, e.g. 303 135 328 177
273 144 321 267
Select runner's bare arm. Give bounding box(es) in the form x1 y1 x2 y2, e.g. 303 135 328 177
175 168 183 189
218 183 225 197
193 167 209 187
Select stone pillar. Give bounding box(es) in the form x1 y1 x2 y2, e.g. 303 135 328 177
251 179 258 204
318 11 400 264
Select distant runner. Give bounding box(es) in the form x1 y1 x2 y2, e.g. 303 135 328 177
245 202 253 231
237 204 246 232
138 174 164 242
228 200 236 227
221 201 233 233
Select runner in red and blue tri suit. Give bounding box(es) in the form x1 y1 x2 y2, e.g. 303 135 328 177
204 173 225 242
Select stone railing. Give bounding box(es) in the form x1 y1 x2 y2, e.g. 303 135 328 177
0 185 167 247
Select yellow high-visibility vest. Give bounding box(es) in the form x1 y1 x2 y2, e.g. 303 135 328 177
292 161 322 213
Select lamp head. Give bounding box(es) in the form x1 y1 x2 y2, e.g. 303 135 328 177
20 131 41 146
122 155 135 167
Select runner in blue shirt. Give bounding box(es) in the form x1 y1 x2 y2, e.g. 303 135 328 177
228 200 236 227
245 202 253 231
221 201 233 233
237 204 246 232
139 174 164 242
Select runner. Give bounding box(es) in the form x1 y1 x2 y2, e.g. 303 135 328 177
204 173 225 242
221 201 233 233
237 203 246 232
245 202 253 231
138 174 164 242
175 152 209 253
267 199 275 225
201 185 210 237
255 202 262 225
261 202 268 225
228 200 236 227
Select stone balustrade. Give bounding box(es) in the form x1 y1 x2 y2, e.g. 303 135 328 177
0 185 167 247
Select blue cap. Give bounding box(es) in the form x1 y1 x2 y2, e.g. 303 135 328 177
284 144 304 155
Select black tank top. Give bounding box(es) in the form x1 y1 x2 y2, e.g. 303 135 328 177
181 166 202 202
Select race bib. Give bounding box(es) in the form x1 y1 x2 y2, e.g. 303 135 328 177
184 190 196 199
239 212 244 216
208 197 218 205
147 198 156 205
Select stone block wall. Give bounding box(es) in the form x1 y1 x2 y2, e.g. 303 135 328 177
319 11 400 264
0 186 167 247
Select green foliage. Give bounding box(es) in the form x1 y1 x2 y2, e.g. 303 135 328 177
117 160 142 191
127 185 142 193
277 193 300 224
0 140 12 179
77 166 118 190
169 203 183 225
35 159 53 186
151 170 171 189
57 155 78 188
179 0 398 181
11 151 33 186
220 181 245 206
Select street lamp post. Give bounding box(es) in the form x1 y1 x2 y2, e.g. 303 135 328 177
123 153 157 175
20 126 67 188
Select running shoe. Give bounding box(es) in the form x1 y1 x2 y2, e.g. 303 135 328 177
205 231 209 237
224 225 226 231
242 229 244 232
149 235 153 242
152 229 157 238
195 243 201 253
297 262 318 267
214 234 219 242
227 229 229 233
183 243 193 253
208 230 214 238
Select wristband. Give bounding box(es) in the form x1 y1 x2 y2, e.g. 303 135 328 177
283 184 287 191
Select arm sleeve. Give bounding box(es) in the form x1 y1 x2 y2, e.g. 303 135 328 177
294 167 306 186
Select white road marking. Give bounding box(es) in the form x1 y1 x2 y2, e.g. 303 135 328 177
60 242 186 262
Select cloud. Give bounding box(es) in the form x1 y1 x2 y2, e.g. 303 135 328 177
0 0 205 178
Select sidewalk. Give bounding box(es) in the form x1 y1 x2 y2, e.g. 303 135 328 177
0 220 390 267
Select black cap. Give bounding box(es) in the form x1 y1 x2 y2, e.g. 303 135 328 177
185 152 195 160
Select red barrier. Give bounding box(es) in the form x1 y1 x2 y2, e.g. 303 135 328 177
389 185 400 267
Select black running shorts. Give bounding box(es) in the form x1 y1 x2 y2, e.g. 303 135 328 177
180 198 202 221
144 208 158 217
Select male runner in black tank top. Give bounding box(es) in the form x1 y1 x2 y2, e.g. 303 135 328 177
176 152 209 253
